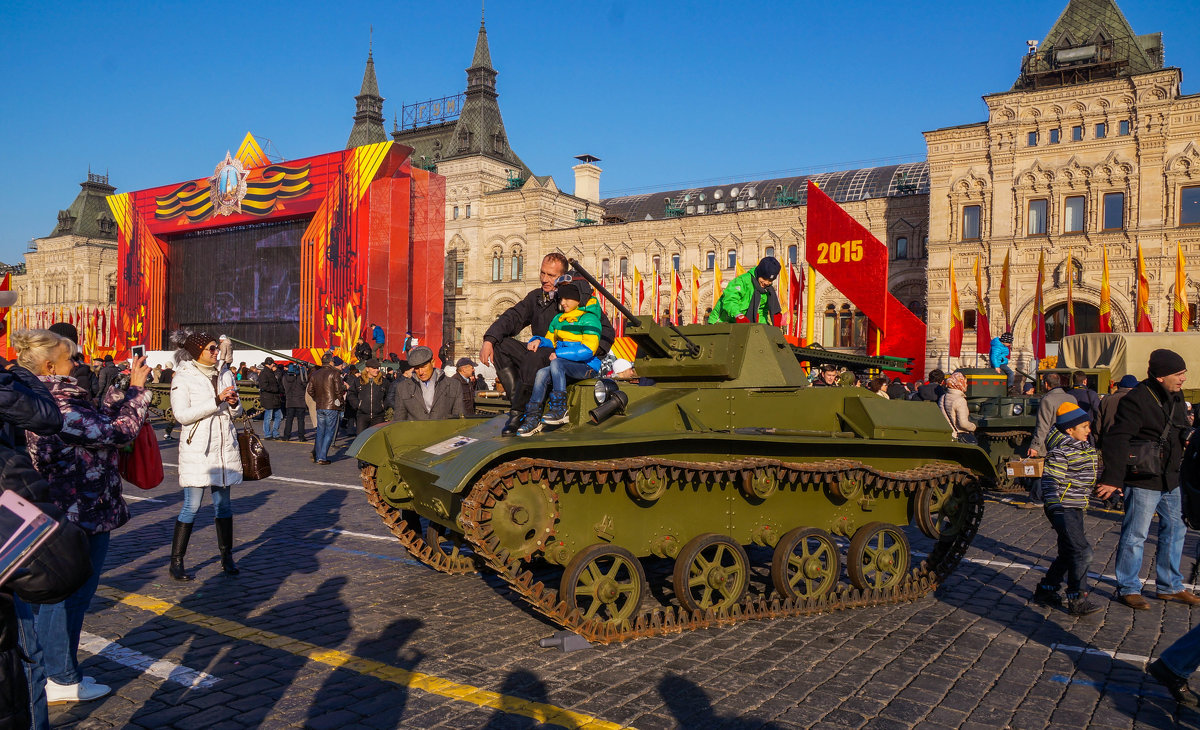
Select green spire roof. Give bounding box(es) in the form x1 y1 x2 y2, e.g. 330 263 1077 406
347 50 388 148
49 173 117 240
471 19 493 70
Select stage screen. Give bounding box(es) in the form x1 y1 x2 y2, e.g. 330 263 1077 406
167 218 306 349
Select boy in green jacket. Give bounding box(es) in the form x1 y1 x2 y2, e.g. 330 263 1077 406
708 256 783 325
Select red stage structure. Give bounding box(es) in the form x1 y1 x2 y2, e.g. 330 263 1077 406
105 134 444 361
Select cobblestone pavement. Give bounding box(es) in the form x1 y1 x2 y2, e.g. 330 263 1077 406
46 428 1200 729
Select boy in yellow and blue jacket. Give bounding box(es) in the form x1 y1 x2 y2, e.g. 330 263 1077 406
516 280 602 436
1032 402 1116 617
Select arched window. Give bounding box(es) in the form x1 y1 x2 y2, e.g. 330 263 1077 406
822 305 837 347
510 252 522 281
727 250 737 269
652 255 661 273
823 303 868 348
600 258 611 278
787 245 798 266
619 256 628 277
1045 302 1101 341
764 246 775 259
895 237 908 260
671 254 681 272
491 253 502 282
706 251 716 270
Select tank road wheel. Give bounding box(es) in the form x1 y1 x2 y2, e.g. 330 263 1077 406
424 524 468 563
490 476 558 561
770 527 842 601
846 522 910 591
673 534 750 613
559 544 646 624
915 481 967 540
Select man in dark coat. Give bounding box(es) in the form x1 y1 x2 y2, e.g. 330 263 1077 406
1068 370 1102 431
347 359 392 433
95 356 118 402
915 370 945 402
306 354 346 464
388 346 463 420
281 364 308 442
0 355 92 729
451 358 478 416
1098 349 1197 610
1097 374 1138 447
478 252 615 434
48 323 98 401
257 359 285 440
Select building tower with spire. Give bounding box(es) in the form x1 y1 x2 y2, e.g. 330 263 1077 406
346 50 387 149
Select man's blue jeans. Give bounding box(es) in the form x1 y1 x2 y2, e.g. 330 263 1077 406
315 409 340 461
1161 621 1200 678
35 530 110 685
263 408 283 438
1115 486 1185 596
528 359 596 409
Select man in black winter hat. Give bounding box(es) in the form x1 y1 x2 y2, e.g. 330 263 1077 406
1099 348 1197 610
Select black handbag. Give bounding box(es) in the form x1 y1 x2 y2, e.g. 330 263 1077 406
1126 396 1172 478
237 419 272 481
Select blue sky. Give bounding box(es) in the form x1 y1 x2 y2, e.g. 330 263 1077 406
1 0 1196 263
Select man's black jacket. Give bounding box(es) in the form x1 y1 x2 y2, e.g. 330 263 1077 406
1100 378 1189 491
915 383 945 402
71 363 96 398
483 288 616 357
258 367 284 410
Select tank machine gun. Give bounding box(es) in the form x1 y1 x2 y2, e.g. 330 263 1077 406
352 260 995 644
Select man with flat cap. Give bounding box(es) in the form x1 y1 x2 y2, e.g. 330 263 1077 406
1099 348 1198 610
451 357 479 416
708 256 783 325
388 346 463 421
479 252 615 435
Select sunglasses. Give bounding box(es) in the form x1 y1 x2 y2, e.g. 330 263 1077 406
206 345 220 352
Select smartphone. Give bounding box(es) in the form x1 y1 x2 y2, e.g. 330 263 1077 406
0 490 59 587
131 345 146 359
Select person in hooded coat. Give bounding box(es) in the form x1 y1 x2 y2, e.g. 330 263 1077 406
168 331 243 582
707 256 783 325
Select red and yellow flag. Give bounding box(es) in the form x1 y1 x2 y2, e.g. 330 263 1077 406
973 255 990 354
670 267 684 325
1099 246 1112 333
1066 251 1076 337
653 268 661 323
1032 250 1046 361
1174 242 1188 332
617 276 627 338
633 267 644 316
0 273 11 342
690 266 701 325
789 265 803 338
999 248 1011 332
948 258 963 358
1136 242 1153 332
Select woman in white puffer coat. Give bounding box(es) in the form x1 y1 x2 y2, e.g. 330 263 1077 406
169 330 243 581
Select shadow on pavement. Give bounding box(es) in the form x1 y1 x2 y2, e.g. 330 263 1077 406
307 617 424 728
658 674 783 729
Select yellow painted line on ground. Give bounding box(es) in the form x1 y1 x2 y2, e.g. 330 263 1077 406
94 585 633 730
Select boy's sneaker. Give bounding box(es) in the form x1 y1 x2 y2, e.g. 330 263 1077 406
542 390 570 425
1066 592 1103 617
1033 585 1063 608
516 410 544 437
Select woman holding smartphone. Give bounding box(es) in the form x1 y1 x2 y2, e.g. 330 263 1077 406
168 331 243 581
13 329 150 705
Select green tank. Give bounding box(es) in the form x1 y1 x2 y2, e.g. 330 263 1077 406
148 382 262 424
959 369 1038 493
353 265 996 643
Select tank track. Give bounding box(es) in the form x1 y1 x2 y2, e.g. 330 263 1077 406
362 467 477 575
440 456 986 645
977 430 1034 493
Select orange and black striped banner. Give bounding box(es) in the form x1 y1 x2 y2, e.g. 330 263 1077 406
154 163 312 222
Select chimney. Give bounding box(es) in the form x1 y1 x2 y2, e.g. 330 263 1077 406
572 154 601 204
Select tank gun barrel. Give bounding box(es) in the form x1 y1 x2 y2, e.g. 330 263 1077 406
791 344 912 375
225 336 310 366
568 259 701 357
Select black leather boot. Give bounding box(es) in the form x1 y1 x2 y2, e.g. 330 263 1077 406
214 517 239 575
170 521 194 581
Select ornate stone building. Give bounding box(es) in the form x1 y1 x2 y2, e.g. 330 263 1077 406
924 0 1200 372
13 172 120 335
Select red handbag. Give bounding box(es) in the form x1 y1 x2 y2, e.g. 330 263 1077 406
118 422 164 490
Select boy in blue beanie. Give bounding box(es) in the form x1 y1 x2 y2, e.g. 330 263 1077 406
1032 402 1117 616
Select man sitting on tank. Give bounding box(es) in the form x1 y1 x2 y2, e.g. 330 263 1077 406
479 252 614 435
707 256 782 325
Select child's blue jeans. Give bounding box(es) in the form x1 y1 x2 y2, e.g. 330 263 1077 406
1042 503 1092 595
528 359 597 409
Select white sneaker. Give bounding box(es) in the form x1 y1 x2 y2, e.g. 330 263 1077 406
45 677 111 704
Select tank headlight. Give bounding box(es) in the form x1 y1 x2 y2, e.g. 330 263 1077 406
594 378 620 405
1012 404 1023 416
589 390 628 424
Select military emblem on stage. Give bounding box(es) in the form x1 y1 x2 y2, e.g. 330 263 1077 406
209 151 248 216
